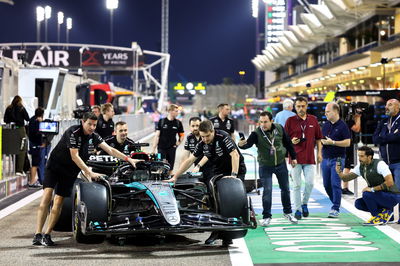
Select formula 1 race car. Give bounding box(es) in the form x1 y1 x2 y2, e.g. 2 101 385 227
54 143 257 245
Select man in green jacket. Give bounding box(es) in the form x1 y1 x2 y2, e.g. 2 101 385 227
239 111 298 226
336 146 400 225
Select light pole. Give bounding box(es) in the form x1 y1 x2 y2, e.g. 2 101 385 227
57 11 64 43
106 0 119 45
252 0 261 97
66 17 72 44
36 6 44 43
44 5 51 42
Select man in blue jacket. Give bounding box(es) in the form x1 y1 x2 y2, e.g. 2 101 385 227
373 99 400 223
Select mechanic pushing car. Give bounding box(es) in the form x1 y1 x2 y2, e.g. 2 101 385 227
32 112 142 246
98 121 138 155
167 119 246 246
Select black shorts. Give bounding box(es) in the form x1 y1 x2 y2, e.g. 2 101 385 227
43 167 77 197
29 146 44 167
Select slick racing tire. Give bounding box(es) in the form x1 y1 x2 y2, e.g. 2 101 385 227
73 182 108 244
216 177 248 240
53 179 83 232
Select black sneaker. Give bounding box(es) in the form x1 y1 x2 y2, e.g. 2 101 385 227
342 188 354 195
32 233 43 246
205 232 219 245
294 210 302 220
301 204 309 217
41 234 55 246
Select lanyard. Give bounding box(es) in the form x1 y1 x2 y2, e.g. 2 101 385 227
260 127 275 146
387 114 400 132
300 120 307 139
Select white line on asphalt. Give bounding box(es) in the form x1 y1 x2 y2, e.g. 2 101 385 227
229 237 253 266
0 190 43 220
314 183 400 245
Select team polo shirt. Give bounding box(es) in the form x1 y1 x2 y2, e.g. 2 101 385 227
184 133 203 165
95 115 114 139
193 130 245 176
321 119 351 159
209 116 235 135
99 135 138 155
156 118 184 149
285 114 323 164
47 124 103 177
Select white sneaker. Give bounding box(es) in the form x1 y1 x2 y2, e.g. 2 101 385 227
284 213 298 224
260 218 271 226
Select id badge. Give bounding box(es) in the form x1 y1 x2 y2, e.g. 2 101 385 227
270 146 275 156
302 132 305 139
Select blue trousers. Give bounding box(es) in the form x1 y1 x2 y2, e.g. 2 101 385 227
259 162 292 219
321 158 344 211
355 191 400 216
389 162 400 217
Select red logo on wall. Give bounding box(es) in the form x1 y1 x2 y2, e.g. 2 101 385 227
82 51 101 66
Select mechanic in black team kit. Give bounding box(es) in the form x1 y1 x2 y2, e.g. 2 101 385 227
181 117 213 178
152 104 184 171
33 112 141 246
209 103 235 139
99 121 138 155
95 103 115 139
167 120 246 246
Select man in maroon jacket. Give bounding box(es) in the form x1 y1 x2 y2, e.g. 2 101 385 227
285 96 323 220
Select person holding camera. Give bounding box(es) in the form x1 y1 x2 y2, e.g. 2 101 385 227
285 96 323 220
336 146 400 225
321 102 351 218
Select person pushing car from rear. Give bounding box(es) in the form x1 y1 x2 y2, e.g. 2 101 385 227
32 112 142 246
166 119 246 246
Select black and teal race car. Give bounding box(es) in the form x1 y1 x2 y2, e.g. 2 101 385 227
54 144 257 246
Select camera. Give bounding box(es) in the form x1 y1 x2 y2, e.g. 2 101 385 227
340 102 368 122
299 137 306 142
73 105 91 119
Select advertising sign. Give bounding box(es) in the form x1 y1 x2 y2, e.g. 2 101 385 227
0 49 144 68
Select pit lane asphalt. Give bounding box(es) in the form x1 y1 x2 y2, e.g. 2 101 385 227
0 129 235 266
0 198 234 266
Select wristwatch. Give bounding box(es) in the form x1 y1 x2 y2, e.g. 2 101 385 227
231 172 238 177
371 187 375 192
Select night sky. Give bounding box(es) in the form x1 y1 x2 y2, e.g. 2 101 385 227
0 0 257 85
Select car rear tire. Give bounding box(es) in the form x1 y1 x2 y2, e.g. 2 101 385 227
216 177 248 240
73 182 108 244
